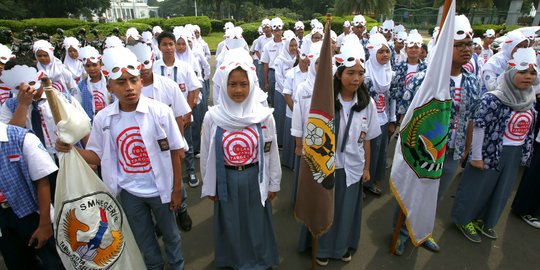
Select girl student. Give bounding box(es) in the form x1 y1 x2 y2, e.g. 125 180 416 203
274 30 299 155
452 47 538 243
297 34 381 266
200 49 281 270
62 37 85 83
363 33 396 196
33 40 78 97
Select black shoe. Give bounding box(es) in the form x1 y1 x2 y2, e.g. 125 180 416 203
315 257 329 266
177 210 192 231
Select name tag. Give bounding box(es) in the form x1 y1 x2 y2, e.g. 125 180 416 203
157 138 170 151
264 141 272 153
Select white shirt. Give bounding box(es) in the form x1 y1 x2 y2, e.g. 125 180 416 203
152 59 203 101
86 96 184 203
275 58 295 94
200 114 281 206
448 74 463 148
87 76 111 113
283 66 308 118
142 73 191 118
334 97 381 186
260 40 284 69
255 36 273 54
502 110 534 146
479 48 493 65
291 82 313 138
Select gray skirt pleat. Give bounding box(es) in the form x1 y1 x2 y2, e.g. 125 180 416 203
273 91 286 146
281 116 296 169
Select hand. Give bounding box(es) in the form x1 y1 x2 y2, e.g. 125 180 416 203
29 224 53 249
388 122 396 136
361 169 370 183
470 160 484 170
55 139 72 153
267 192 277 201
169 189 182 211
295 146 303 156
264 82 270 92
17 82 37 106
183 114 192 128
208 196 218 202
459 154 469 168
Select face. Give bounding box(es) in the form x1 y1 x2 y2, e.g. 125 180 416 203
376 45 391 65
194 30 200 39
420 47 427 60
452 37 472 66
295 28 304 38
84 61 102 79
227 69 250 103
512 40 530 56
382 31 392 41
107 72 142 111
273 28 283 39
483 36 494 46
140 66 153 83
406 45 420 59
474 46 482 55
332 40 337 53
68 47 79 59
188 39 193 50
513 67 537 90
0 62 4 74
36 50 51 65
176 38 187 54
289 39 298 55
344 27 351 34
263 25 272 36
394 40 404 51
299 56 310 70
159 37 176 58
339 61 365 93
353 25 365 38
311 33 322 43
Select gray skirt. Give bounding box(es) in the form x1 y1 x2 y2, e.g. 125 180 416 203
281 116 296 169
214 165 279 270
297 169 363 259
273 91 286 146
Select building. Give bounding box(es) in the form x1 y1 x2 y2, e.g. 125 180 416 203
104 0 159 22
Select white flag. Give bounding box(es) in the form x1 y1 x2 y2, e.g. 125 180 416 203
50 90 146 269
390 0 456 246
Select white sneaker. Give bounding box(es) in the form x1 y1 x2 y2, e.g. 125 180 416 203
522 215 540 229
188 174 200 188
195 153 201 159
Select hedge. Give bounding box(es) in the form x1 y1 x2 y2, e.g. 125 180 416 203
239 22 261 45
471 24 506 37
211 19 236 32
21 18 89 35
0 20 26 32
162 16 212 36
129 18 165 27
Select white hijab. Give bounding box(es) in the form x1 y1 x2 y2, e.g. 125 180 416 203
483 30 528 78
63 37 84 79
296 41 322 96
208 57 273 130
366 33 393 94
275 33 298 70
33 40 70 89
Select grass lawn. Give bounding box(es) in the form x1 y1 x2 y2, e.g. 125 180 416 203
204 32 224 54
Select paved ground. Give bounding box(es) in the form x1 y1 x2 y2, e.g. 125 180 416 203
2 55 539 270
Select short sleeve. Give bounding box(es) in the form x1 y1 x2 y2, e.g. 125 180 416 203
364 99 382 141
85 112 106 157
22 133 58 181
161 106 184 151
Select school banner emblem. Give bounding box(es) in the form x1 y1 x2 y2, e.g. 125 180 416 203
303 110 335 188
389 0 455 246
401 99 451 179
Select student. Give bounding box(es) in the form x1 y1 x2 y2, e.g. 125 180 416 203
452 47 538 243
216 22 235 58
78 46 113 121
200 49 281 270
336 21 351 52
33 40 77 97
0 44 14 106
192 25 211 61
351 15 370 60
392 31 408 68
294 21 305 49
297 35 381 266
274 30 298 149
479 29 496 65
63 37 85 83
364 33 396 196
0 64 63 270
56 47 186 270
253 19 273 89
261 17 285 106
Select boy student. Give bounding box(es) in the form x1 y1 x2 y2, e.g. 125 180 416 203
78 45 113 121
261 17 285 106
479 29 495 65
56 47 186 270
253 19 273 89
0 63 63 270
153 31 202 231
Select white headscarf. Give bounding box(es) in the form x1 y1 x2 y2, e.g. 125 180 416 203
365 33 393 94
62 37 84 79
484 30 528 78
33 40 70 89
275 31 298 70
174 33 201 77
208 53 273 130
297 41 322 96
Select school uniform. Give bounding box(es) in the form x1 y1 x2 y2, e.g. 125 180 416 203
282 66 307 170
298 96 381 259
253 35 273 90
0 122 62 269
260 39 284 106
79 74 114 121
390 59 427 109
86 95 186 270
274 38 297 147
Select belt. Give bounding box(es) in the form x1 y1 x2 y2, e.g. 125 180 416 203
0 202 10 209
224 162 258 171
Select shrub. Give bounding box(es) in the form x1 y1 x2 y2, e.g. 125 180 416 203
92 22 152 37
471 24 506 38
22 18 88 35
129 18 165 26
0 20 26 32
162 16 212 36
238 22 261 45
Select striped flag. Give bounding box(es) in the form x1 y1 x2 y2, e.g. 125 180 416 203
294 16 336 236
390 0 456 246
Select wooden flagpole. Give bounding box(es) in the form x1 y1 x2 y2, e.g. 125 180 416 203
41 78 62 124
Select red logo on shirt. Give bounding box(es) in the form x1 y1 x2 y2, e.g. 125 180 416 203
375 94 386 113
222 128 259 165
0 90 10 105
504 111 533 141
116 127 152 173
405 72 416 87
93 90 106 112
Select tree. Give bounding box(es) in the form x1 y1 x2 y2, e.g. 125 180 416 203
0 0 110 19
334 0 396 16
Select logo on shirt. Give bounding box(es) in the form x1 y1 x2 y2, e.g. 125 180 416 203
401 99 452 179
504 111 533 141
116 127 152 173
92 90 106 112
222 128 259 165
55 192 125 269
375 94 386 113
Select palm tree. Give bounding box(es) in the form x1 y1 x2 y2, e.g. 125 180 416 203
334 0 396 16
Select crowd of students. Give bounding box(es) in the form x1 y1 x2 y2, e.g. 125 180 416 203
0 12 539 269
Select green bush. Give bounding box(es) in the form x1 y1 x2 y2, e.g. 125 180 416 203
472 24 505 38
238 22 260 45
93 22 152 37
22 18 88 35
129 18 165 26
162 16 212 36
0 20 26 32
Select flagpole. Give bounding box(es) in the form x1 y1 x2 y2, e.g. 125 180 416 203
389 0 453 255
41 78 62 124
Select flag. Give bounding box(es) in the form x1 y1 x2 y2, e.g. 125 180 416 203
46 85 146 269
294 16 335 236
390 0 456 246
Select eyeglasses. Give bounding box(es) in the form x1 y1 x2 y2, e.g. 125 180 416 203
453 42 473 50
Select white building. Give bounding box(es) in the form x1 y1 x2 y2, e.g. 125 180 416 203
104 0 159 22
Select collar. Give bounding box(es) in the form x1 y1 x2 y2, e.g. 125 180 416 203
107 95 150 116
338 92 358 105
0 122 7 142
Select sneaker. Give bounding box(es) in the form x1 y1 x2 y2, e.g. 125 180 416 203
365 184 382 196
188 174 200 188
521 215 540 229
341 250 352 262
177 210 192 231
315 257 329 266
195 153 201 159
457 222 482 243
473 220 498 239
393 238 406 256
422 237 440 252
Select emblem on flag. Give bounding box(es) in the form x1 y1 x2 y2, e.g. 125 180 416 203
303 110 335 188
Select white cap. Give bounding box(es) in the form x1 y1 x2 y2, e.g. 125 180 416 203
369 26 378 36
102 47 141 80
310 19 320 28
454 15 473 40
394 25 406 34
271 17 284 30
142 31 153 44
509 47 538 71
335 34 365 68
331 30 337 42
0 44 14 64
483 29 495 37
104 36 123 49
473 37 482 47
295 21 305 30
381 20 395 33
343 21 351 28
78 46 101 64
283 30 296 40
224 22 235 31
261 19 271 27
0 65 41 90
406 29 423 47
152 26 163 35
395 31 408 43
63 37 81 51
367 33 389 56
126 42 154 69
352 15 366 27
